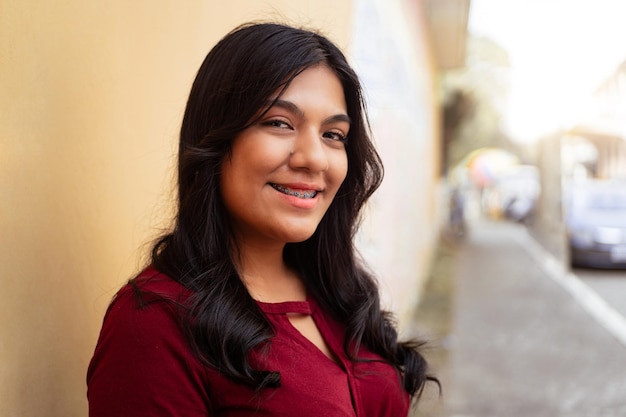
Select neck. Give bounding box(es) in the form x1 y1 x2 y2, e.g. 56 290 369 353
234 241 306 303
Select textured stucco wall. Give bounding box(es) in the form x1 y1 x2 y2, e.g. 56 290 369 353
0 0 438 414
351 0 440 327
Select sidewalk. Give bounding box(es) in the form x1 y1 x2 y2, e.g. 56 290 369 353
410 220 626 417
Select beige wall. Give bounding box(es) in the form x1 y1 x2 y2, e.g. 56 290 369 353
0 0 438 415
0 2 352 416
351 0 441 325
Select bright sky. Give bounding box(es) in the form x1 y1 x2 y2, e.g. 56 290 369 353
468 0 626 142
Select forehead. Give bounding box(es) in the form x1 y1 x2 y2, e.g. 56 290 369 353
270 65 346 108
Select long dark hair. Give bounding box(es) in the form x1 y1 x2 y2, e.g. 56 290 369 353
149 22 436 396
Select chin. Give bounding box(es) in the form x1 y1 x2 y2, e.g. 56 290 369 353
284 229 317 243
287 235 315 244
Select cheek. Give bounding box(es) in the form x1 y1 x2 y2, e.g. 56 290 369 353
331 151 349 187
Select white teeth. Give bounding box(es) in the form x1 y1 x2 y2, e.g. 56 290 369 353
271 184 317 199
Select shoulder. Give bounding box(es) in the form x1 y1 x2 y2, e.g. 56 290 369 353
97 266 191 349
91 265 192 356
104 266 188 316
125 265 190 304
88 267 211 415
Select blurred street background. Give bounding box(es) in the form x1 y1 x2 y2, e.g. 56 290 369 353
410 218 626 417
411 2 626 414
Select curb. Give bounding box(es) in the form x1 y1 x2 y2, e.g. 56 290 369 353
517 225 626 348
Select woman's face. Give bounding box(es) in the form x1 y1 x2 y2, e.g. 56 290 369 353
220 65 349 247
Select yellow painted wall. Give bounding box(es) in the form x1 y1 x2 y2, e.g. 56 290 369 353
0 2 352 415
0 0 438 415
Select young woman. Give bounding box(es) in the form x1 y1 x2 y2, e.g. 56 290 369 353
87 22 437 416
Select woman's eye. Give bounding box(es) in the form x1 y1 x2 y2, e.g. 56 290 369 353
262 119 292 129
323 131 347 143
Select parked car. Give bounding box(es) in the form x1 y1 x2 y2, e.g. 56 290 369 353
564 179 626 269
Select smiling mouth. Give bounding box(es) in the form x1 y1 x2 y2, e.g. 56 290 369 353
270 184 318 199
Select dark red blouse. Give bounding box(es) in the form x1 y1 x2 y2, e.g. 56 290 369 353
87 267 410 416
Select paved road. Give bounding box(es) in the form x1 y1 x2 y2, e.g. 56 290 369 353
576 268 626 319
411 220 626 417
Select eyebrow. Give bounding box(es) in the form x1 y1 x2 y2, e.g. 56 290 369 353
267 99 352 126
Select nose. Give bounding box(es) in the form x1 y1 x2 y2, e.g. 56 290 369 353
288 128 329 172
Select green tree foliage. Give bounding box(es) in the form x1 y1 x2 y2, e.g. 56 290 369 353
441 35 525 171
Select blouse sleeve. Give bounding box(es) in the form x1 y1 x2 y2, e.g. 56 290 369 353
87 286 211 417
